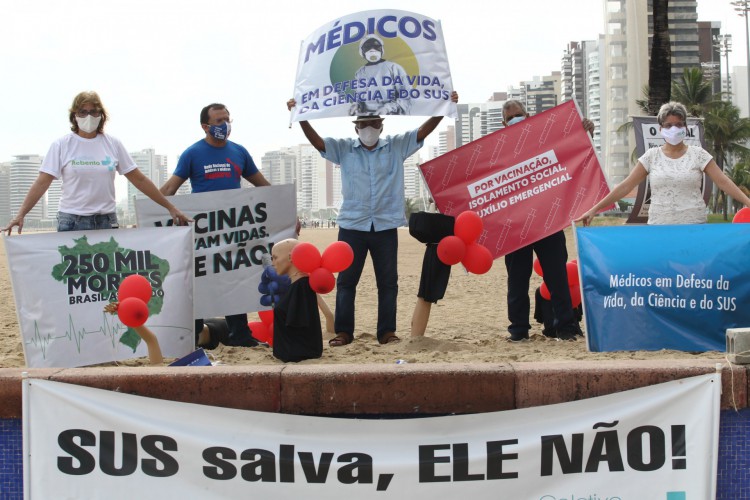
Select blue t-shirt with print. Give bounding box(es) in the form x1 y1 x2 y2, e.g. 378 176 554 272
174 139 259 193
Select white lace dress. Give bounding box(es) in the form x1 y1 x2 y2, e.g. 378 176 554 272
638 145 713 225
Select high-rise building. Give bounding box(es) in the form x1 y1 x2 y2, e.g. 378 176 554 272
455 99 505 147
731 66 749 117
601 0 701 182
438 125 456 156
9 155 44 222
561 41 598 117
508 73 561 116
127 149 168 214
0 162 10 226
403 152 425 200
698 21 722 95
588 38 605 155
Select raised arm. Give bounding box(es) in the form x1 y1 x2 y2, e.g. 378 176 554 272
417 91 458 142
287 99 325 152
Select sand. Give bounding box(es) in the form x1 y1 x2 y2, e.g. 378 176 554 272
0 221 725 368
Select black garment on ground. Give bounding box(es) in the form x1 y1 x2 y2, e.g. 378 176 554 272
273 277 323 362
418 244 451 303
409 211 454 244
409 212 455 303
201 318 230 350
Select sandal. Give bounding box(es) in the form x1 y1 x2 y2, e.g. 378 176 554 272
329 333 353 347
379 332 401 345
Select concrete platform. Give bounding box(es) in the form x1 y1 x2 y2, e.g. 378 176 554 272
1 359 745 418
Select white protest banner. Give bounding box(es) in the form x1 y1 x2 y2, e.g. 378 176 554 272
291 10 456 121
136 185 297 319
4 226 194 368
24 375 719 499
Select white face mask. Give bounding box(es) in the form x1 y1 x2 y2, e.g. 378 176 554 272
76 115 101 134
365 49 382 63
661 126 686 146
357 126 381 147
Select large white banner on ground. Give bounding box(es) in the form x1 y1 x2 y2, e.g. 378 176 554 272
136 185 297 319
290 9 456 121
4 226 194 368
23 375 719 499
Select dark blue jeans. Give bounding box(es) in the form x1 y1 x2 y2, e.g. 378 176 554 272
504 230 576 338
335 227 398 341
57 212 118 231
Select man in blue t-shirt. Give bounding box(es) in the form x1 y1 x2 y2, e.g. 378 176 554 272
161 103 271 347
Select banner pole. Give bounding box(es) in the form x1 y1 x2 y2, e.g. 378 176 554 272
290 40 304 129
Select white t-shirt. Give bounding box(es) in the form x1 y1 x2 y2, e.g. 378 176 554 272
638 145 713 225
40 133 137 215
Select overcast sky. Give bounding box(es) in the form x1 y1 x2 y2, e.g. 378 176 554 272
1 0 742 199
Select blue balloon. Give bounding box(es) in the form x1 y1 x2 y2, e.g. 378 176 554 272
268 281 279 293
273 294 282 304
258 282 270 294
260 295 273 307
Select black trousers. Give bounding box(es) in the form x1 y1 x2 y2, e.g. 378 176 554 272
504 230 576 337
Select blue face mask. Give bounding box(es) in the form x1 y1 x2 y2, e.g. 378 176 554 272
507 115 526 126
208 121 230 140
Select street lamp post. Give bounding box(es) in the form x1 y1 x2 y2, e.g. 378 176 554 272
714 34 733 100
732 0 750 114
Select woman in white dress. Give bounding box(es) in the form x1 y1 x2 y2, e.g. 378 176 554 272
576 101 750 225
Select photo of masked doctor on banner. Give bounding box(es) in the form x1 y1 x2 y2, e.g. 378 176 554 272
290 9 456 121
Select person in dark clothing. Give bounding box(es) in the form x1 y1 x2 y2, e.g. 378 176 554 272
270 239 323 362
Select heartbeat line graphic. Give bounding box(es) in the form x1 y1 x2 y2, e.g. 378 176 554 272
29 313 125 359
27 314 190 359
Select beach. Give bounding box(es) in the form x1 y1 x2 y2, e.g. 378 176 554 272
0 223 725 367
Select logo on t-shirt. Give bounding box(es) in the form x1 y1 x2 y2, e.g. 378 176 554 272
203 162 234 179
71 155 116 171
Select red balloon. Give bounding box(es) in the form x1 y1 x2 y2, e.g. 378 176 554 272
437 236 466 265
118 274 152 304
733 207 750 223
461 243 494 274
117 297 149 327
540 282 551 300
290 242 322 273
248 321 272 345
257 310 274 326
454 211 483 244
321 241 354 273
570 285 582 308
566 261 580 286
533 258 544 277
309 268 336 294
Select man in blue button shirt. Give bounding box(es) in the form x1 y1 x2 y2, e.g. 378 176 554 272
287 92 458 346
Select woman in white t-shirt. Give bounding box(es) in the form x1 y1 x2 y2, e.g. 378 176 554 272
2 91 189 234
576 101 750 226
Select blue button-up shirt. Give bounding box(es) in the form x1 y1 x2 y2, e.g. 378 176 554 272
322 129 422 231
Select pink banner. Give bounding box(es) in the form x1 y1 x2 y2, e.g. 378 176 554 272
420 100 610 258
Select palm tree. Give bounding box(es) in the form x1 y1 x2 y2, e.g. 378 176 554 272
404 197 421 221
704 101 750 217
647 0 671 114
670 68 720 117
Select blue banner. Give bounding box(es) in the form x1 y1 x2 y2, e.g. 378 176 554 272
576 224 750 352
